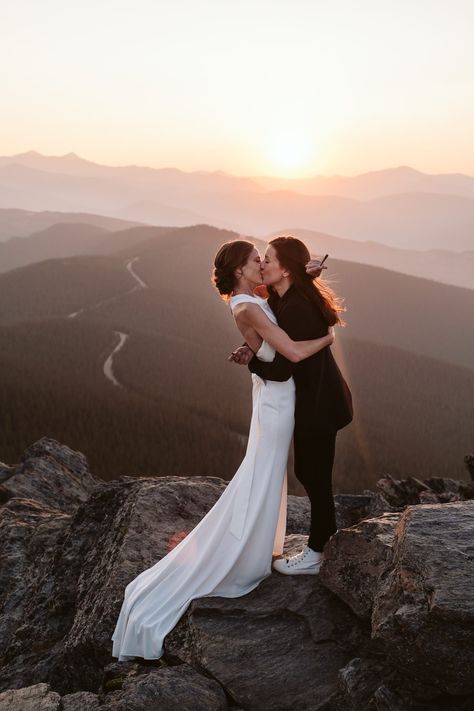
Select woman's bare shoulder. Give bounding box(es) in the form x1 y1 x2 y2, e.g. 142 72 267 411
232 301 261 319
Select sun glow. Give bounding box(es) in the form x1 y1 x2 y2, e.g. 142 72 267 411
264 133 318 177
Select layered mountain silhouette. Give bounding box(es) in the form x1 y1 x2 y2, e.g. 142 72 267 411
0 152 473 250
0 219 177 273
267 227 474 290
255 165 474 200
0 207 140 240
1 209 472 290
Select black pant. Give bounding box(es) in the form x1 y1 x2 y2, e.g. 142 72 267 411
293 428 337 552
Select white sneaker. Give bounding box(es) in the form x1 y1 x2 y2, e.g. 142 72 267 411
272 545 322 575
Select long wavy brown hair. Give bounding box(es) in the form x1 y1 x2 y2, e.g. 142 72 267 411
268 236 346 326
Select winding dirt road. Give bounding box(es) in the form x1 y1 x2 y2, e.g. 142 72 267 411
67 256 149 319
66 257 148 388
103 331 129 388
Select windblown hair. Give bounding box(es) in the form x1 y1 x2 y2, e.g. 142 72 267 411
269 236 345 326
212 240 255 300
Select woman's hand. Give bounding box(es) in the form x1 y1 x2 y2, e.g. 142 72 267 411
228 345 255 365
327 326 335 346
305 259 328 278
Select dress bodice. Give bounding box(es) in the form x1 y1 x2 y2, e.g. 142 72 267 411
229 294 276 362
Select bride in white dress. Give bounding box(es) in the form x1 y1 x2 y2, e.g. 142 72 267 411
111 240 333 661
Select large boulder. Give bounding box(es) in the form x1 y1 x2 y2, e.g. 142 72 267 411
318 512 401 620
0 437 99 513
333 494 374 529
372 473 474 509
61 691 101 711
317 500 474 704
0 498 69 657
165 534 366 711
0 683 60 711
100 664 227 711
372 501 474 695
1 437 473 709
0 468 229 695
286 494 310 533
331 655 456 711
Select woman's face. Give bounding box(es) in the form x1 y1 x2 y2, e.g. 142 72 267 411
261 245 286 286
238 247 262 287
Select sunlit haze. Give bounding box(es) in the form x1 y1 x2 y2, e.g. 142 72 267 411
1 0 473 176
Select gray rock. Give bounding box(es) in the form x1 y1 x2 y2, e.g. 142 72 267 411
334 494 374 528
372 684 408 711
0 463 15 485
376 474 431 508
61 691 101 710
0 498 69 656
423 477 474 503
165 534 366 711
286 494 310 534
374 474 474 509
0 472 228 695
100 664 227 711
365 492 401 518
288 492 376 533
464 453 474 482
1 438 472 709
0 683 60 711
372 502 474 695
100 659 147 694
0 437 99 514
335 656 388 711
318 513 401 620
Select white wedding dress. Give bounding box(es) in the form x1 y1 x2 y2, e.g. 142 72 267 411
111 294 295 661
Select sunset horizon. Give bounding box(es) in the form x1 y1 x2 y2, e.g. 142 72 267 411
2 147 473 180
2 1 473 177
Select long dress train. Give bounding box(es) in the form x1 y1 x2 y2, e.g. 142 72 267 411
111 294 295 661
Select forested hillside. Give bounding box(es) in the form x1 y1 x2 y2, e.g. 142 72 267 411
0 224 472 491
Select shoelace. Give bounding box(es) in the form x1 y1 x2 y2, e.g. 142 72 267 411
285 548 311 567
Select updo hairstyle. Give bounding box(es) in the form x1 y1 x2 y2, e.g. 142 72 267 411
212 240 255 300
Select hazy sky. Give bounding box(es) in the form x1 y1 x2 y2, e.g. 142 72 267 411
1 0 473 177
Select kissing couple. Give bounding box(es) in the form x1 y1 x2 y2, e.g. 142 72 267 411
111 235 353 662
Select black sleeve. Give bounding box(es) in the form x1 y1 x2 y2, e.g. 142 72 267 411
247 295 324 381
248 350 293 381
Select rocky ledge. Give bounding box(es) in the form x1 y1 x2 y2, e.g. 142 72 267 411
0 438 473 711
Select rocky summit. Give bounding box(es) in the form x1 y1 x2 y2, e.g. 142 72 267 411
0 437 473 711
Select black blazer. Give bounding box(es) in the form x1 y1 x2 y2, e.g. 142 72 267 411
248 284 353 434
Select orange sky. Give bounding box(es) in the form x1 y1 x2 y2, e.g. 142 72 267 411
1 0 473 177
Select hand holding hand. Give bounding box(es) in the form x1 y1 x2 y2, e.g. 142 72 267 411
305 259 328 278
227 345 255 365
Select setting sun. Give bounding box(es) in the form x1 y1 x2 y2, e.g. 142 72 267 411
265 133 317 176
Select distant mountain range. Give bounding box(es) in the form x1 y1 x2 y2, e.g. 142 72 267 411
0 218 177 273
0 152 473 251
266 228 474 290
0 210 472 290
254 165 474 200
0 224 472 491
0 207 141 240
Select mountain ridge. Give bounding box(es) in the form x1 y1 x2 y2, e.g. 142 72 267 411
1 153 473 249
